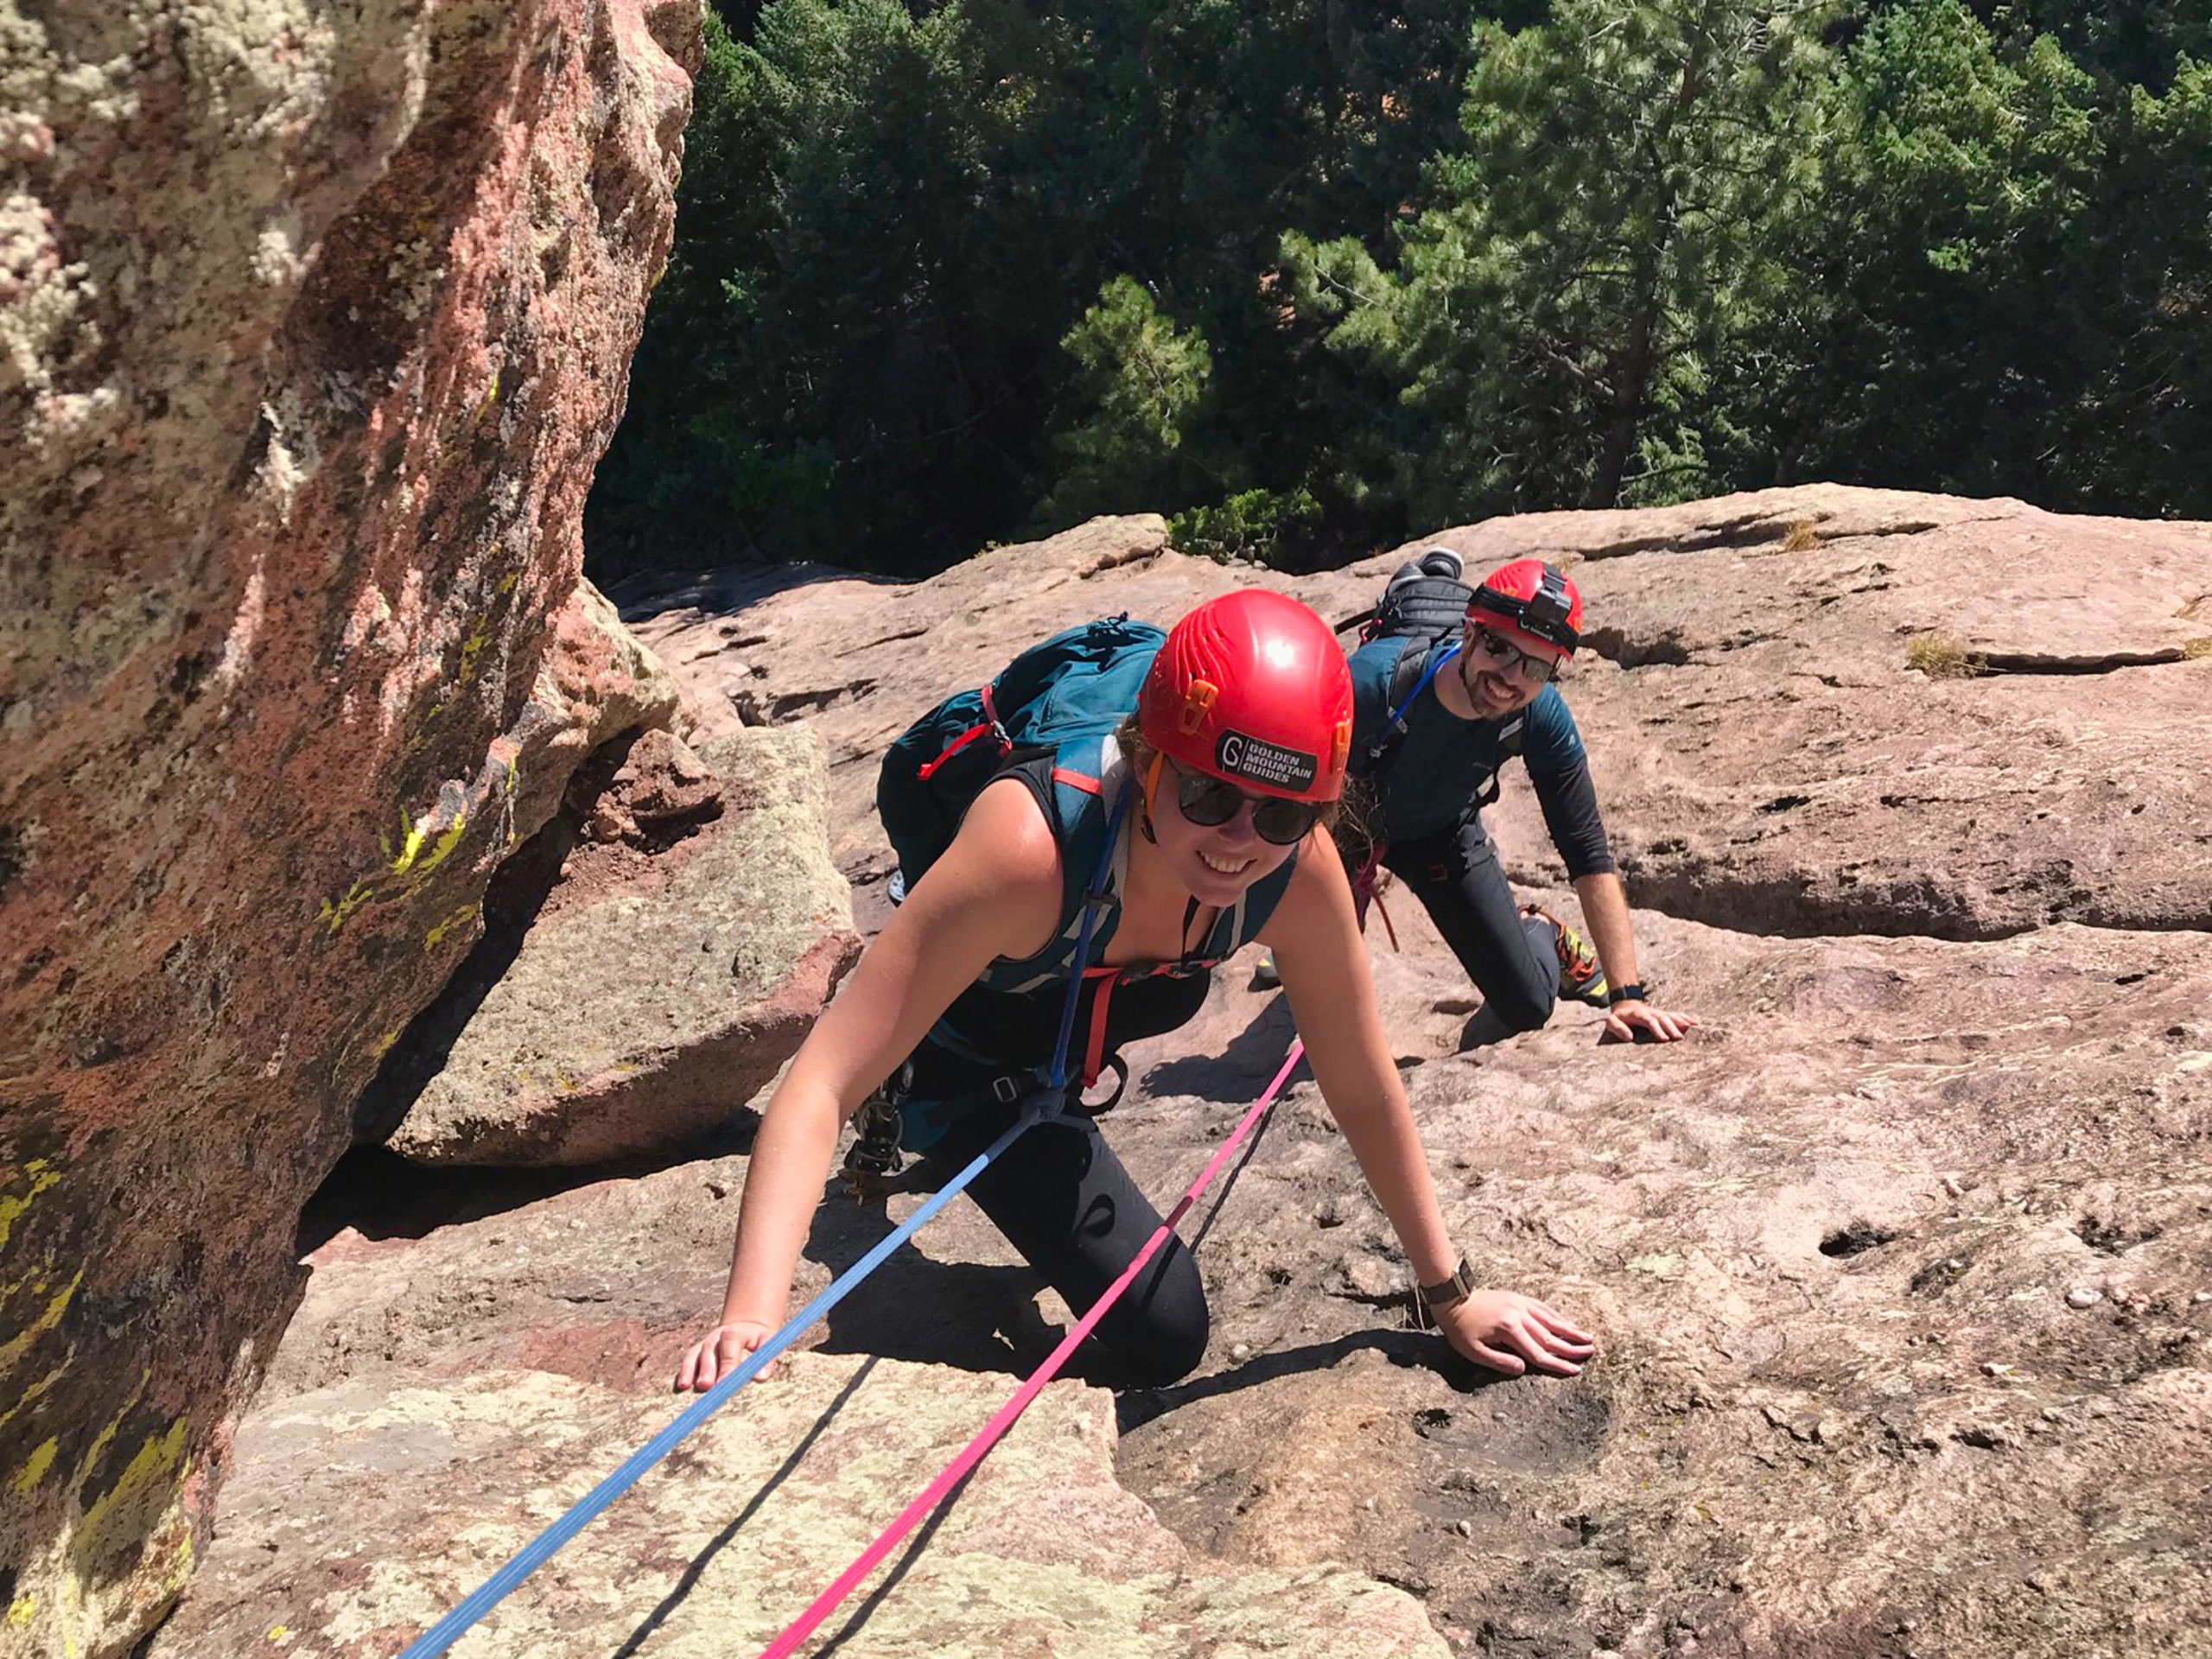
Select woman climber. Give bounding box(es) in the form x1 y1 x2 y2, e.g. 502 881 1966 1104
676 589 1593 1390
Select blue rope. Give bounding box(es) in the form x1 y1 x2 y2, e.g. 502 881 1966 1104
394 1106 1035 1659
398 773 1133 1656
1389 641 1456 733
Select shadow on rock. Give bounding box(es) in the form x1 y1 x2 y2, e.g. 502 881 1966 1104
296 1118 758 1253
602 560 900 625
811 1463 983 1658
1116 1327 1554 1435
804 1193 1061 1380
1141 994 1301 1103
616 1356 882 1656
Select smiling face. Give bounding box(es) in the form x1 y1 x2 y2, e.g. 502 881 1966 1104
1145 756 1306 906
1458 617 1567 718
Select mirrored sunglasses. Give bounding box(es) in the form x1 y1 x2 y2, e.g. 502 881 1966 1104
1174 767 1326 846
1468 625 1560 684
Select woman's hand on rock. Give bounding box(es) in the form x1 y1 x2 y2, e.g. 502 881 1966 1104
1434 1291 1594 1378
674 1320 780 1392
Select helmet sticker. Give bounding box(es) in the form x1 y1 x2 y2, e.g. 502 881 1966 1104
1215 729 1317 793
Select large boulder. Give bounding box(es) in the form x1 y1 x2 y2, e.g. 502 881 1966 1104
0 3 699 1654
376 726 862 1166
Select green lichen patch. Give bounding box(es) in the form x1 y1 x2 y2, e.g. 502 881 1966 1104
75 1418 192 1578
14 1437 60 1494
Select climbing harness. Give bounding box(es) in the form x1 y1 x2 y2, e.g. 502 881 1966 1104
753 1039 1309 1659
841 1060 912 1199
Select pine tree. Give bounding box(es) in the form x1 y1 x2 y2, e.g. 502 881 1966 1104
1287 0 1838 522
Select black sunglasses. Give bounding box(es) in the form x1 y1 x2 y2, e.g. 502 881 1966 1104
1173 766 1326 846
1467 625 1560 684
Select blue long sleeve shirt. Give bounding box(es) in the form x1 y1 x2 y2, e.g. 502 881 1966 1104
1346 635 1616 875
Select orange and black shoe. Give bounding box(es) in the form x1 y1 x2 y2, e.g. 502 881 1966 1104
1522 904 1609 1006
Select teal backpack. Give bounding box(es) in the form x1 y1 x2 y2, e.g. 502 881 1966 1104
874 613 1294 1021
878 614 1160 923
851 614 1300 1179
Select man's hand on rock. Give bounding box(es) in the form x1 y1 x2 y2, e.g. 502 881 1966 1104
1599 998 1697 1046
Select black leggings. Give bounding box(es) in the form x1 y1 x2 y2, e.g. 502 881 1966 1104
925 1096 1208 1388
1382 816 1561 1033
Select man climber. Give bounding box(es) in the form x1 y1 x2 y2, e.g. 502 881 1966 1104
1331 551 1697 1047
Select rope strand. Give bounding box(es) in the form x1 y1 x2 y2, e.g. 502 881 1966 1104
753 1039 1306 1659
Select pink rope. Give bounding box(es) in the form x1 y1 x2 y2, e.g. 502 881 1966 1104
754 1039 1308 1659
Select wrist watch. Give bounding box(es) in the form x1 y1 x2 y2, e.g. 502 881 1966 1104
1605 981 1648 1007
1414 1255 1476 1328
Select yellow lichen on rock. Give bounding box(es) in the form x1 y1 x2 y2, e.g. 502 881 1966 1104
75 1419 192 1572
13 1439 59 1495
0 1268 84 1378
423 903 480 952
0 1160 61 1252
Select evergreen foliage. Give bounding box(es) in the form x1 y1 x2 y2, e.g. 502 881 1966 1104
588 0 2212 578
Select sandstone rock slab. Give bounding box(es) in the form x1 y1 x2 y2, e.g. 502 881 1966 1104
612 493 2212 1656
1102 909 2212 1659
147 1357 1448 1659
234 902 2212 1659
130 486 2212 1659
382 727 860 1166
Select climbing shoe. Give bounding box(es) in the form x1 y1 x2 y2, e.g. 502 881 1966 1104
1250 950 1281 990
1523 904 1609 1006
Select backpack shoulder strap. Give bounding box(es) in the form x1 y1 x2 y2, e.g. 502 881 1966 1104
1471 711 1528 810
1216 850 1297 956
1498 710 1526 758
1363 637 1457 780
1387 639 1433 712
973 736 1130 995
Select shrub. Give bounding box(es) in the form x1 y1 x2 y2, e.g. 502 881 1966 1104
1168 488 1322 566
1906 632 1987 677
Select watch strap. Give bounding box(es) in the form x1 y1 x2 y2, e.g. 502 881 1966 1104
1605 981 1648 1007
1416 1255 1475 1311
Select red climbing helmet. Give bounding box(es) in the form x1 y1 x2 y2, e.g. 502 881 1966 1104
1468 558 1582 655
1138 589 1353 804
